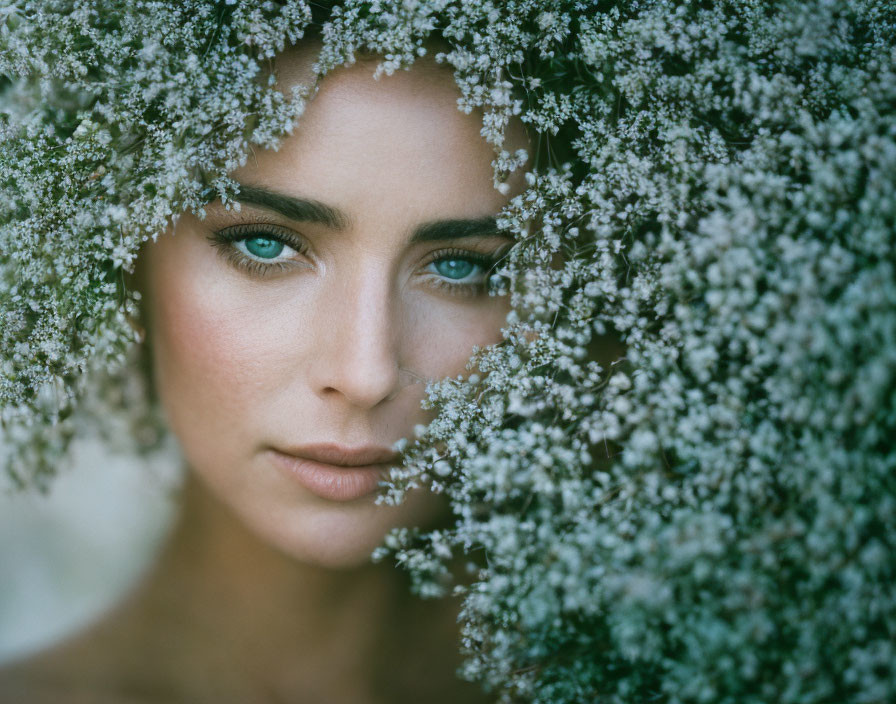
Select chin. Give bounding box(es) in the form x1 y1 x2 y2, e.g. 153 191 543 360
235 484 449 570
280 536 387 570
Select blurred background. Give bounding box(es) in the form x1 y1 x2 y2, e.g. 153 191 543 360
0 433 180 665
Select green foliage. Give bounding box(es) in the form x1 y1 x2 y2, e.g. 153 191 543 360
2 1 895 701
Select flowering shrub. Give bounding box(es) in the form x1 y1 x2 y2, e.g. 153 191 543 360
2 1 895 702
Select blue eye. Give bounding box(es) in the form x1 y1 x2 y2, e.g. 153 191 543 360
243 237 285 259
433 257 478 280
423 248 506 296
209 224 308 279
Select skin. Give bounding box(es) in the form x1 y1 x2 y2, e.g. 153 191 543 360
0 48 524 703
138 48 527 567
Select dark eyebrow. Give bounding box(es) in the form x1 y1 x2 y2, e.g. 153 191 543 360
409 217 503 243
231 183 504 243
233 184 349 229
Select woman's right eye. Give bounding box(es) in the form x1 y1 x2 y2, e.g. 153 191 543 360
235 236 287 260
208 224 310 278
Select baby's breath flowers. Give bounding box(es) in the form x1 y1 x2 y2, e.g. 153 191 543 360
3 1 896 702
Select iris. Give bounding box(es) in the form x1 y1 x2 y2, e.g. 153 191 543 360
244 237 284 259
434 258 477 280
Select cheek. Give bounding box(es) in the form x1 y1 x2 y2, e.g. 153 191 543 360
405 295 510 379
144 244 286 471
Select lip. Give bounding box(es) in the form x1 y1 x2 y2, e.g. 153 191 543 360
268 444 400 502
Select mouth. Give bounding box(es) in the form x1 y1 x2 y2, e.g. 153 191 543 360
267 443 401 502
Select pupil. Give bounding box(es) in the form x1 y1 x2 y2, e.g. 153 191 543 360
245 237 284 259
436 258 474 279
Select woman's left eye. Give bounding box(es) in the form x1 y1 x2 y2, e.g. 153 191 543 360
427 256 484 282
423 249 502 296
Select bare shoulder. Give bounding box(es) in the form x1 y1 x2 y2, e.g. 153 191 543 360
0 602 165 704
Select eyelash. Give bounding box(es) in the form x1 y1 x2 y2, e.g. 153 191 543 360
208 225 506 298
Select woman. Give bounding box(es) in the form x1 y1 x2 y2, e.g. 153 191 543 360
0 28 530 703
3 2 894 702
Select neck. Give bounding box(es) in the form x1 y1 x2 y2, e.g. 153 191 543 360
3 472 487 703
130 473 473 702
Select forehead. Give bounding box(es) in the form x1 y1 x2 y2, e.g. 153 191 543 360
231 47 527 225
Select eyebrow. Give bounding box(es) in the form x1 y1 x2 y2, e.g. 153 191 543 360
409 217 501 244
233 184 348 229
231 183 504 243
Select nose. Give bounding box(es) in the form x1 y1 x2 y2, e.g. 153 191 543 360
308 267 403 409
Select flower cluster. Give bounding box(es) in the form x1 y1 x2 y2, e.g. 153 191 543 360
2 1 895 702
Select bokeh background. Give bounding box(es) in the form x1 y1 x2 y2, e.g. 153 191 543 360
0 433 180 664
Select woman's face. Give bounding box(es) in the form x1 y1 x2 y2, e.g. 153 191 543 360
137 50 525 566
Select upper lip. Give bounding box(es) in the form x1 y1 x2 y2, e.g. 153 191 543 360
274 443 400 467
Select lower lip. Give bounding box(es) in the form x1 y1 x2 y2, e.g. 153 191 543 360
267 450 389 502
